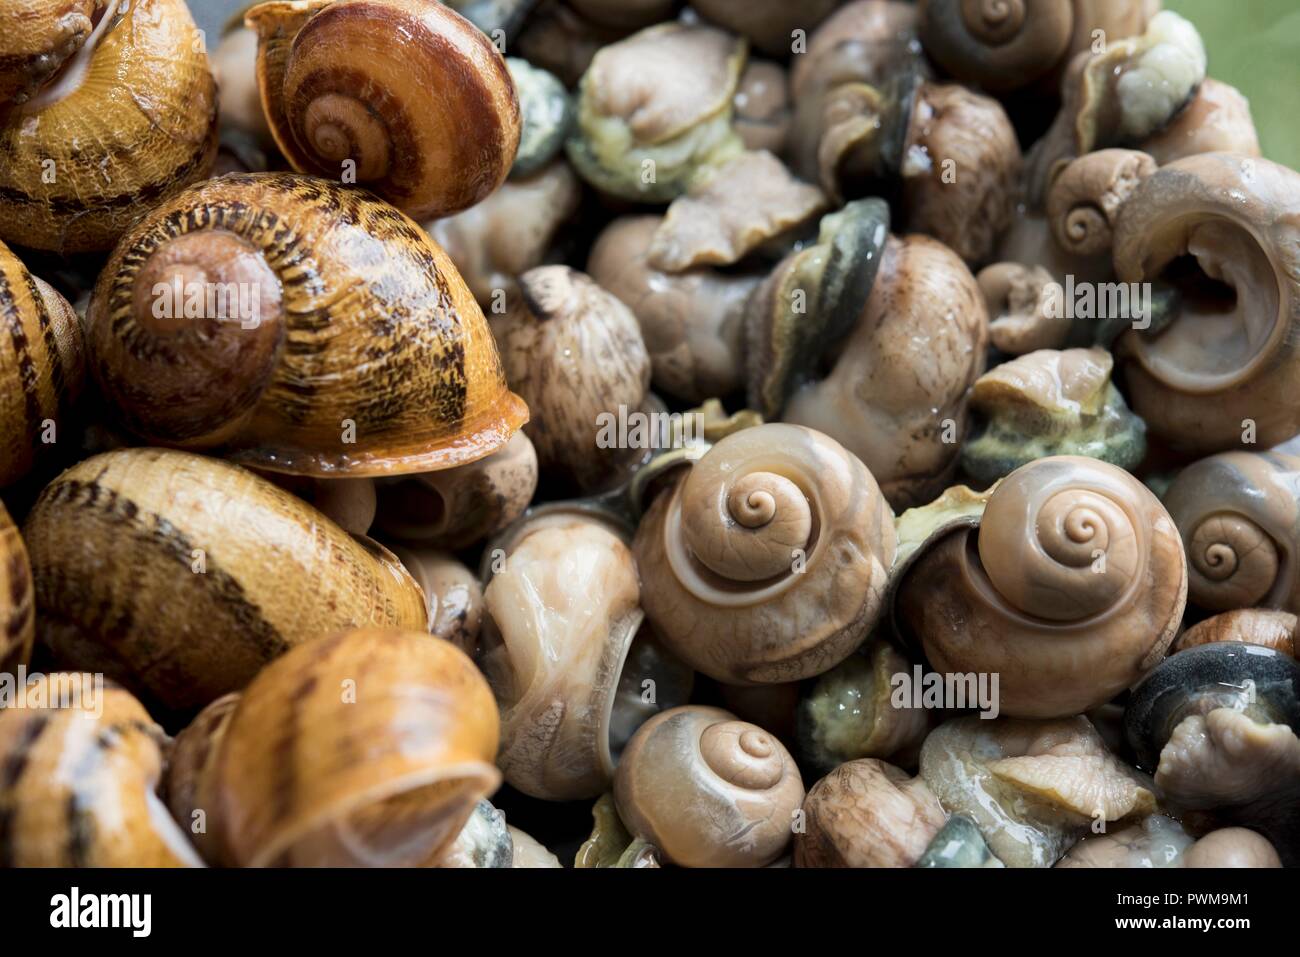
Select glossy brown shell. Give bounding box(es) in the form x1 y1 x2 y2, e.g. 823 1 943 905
0 501 35 677
23 448 428 713
0 239 84 487
0 0 218 254
0 0 109 105
247 0 521 221
85 172 527 476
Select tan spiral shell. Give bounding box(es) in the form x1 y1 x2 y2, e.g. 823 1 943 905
633 423 897 684
1162 451 1300 614
896 455 1188 717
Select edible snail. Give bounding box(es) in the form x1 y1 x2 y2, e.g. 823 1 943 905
977 262 1072 355
614 705 805 867
1055 815 1283 868
917 814 1004 868
85 172 527 476
1141 78 1261 166
0 0 219 254
22 447 428 714
210 628 501 867
246 0 521 220
894 456 1188 717
165 692 241 865
0 501 35 678
0 239 84 488
0 674 203 867
0 1 110 106
693 0 841 57
634 423 897 684
733 60 793 155
387 546 484 656
1110 153 1300 453
1046 148 1157 258
1162 451 1300 614
1173 608 1298 658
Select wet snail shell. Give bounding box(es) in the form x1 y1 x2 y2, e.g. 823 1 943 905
614 705 805 868
1173 609 1298 658
0 1 109 106
22 447 428 714
919 0 1075 93
0 0 219 254
85 172 527 477
388 545 484 657
0 501 35 678
0 675 203 867
212 628 500 867
633 423 897 685
165 692 241 865
1046 148 1157 258
246 0 521 221
1162 451 1300 614
0 239 85 488
895 455 1188 718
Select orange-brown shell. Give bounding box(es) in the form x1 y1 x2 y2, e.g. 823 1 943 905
0 675 203 866
0 0 218 254
0 0 109 105
1173 609 1297 658
0 239 84 487
165 692 241 865
85 172 526 477
212 628 500 867
0 500 35 678
247 0 521 221
22 447 428 713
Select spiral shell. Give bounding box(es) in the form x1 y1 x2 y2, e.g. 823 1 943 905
0 1 108 105
1047 149 1156 258
0 501 34 679
211 628 500 867
23 448 428 714
85 172 526 476
895 455 1188 717
634 423 896 685
919 0 1073 92
247 0 520 221
1162 451 1300 614
0 0 218 254
0 239 85 488
614 705 804 867
0 675 202 866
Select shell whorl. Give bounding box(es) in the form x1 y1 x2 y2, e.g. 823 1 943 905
962 0 1028 43
683 468 814 583
699 720 786 791
1048 149 1156 257
921 0 1072 90
1185 515 1278 609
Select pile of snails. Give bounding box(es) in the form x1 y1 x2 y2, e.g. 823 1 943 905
1 0 1298 870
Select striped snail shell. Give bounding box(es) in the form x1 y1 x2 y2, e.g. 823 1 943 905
0 501 34 678
0 1 109 105
85 172 526 476
1163 451 1300 614
246 0 521 221
165 692 241 865
22 448 428 714
0 239 85 488
633 423 897 684
614 705 805 868
0 675 203 867
211 628 500 867
895 455 1188 717
0 0 218 254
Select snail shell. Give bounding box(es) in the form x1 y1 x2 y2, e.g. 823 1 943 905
23 448 428 713
1173 609 1298 658
212 628 500 867
165 692 241 865
0 239 86 488
634 423 897 685
0 0 219 254
1162 451 1300 614
919 0 1075 93
614 705 804 868
1112 155 1300 452
86 172 527 476
896 455 1188 717
1047 148 1157 258
0 675 203 866
0 501 35 678
0 1 109 105
246 0 520 221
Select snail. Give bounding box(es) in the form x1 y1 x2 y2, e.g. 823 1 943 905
508 828 563 868
210 628 500 867
1161 451 1300 614
85 172 527 476
894 456 1188 718
693 0 841 58
794 759 947 868
165 693 241 865
1046 149 1157 258
916 815 1004 868
0 0 219 254
576 792 661 868
262 475 376 536
0 1 110 106
22 447 428 714
1110 153 1300 453
0 501 35 678
733 60 792 155
435 800 513 869
0 239 85 488
213 3 274 149
491 265 653 494
921 715 1157 868
614 705 805 867
387 547 484 656
1182 828 1283 869
1173 609 1298 658
1057 815 1283 868
977 262 1072 355
515 0 627 88
566 0 675 30
634 423 897 685
1141 78 1261 165
245 0 521 221
961 347 1147 484
478 511 692 800
0 674 203 867
374 431 538 551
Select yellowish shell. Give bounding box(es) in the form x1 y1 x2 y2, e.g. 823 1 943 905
0 501 35 677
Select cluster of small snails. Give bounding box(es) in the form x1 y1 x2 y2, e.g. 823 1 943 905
0 0 1298 870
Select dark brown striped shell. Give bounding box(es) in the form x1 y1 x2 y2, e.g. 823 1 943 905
22 447 428 714
0 500 35 677
85 172 527 476
0 239 84 487
247 0 521 221
0 675 202 867
0 0 218 254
